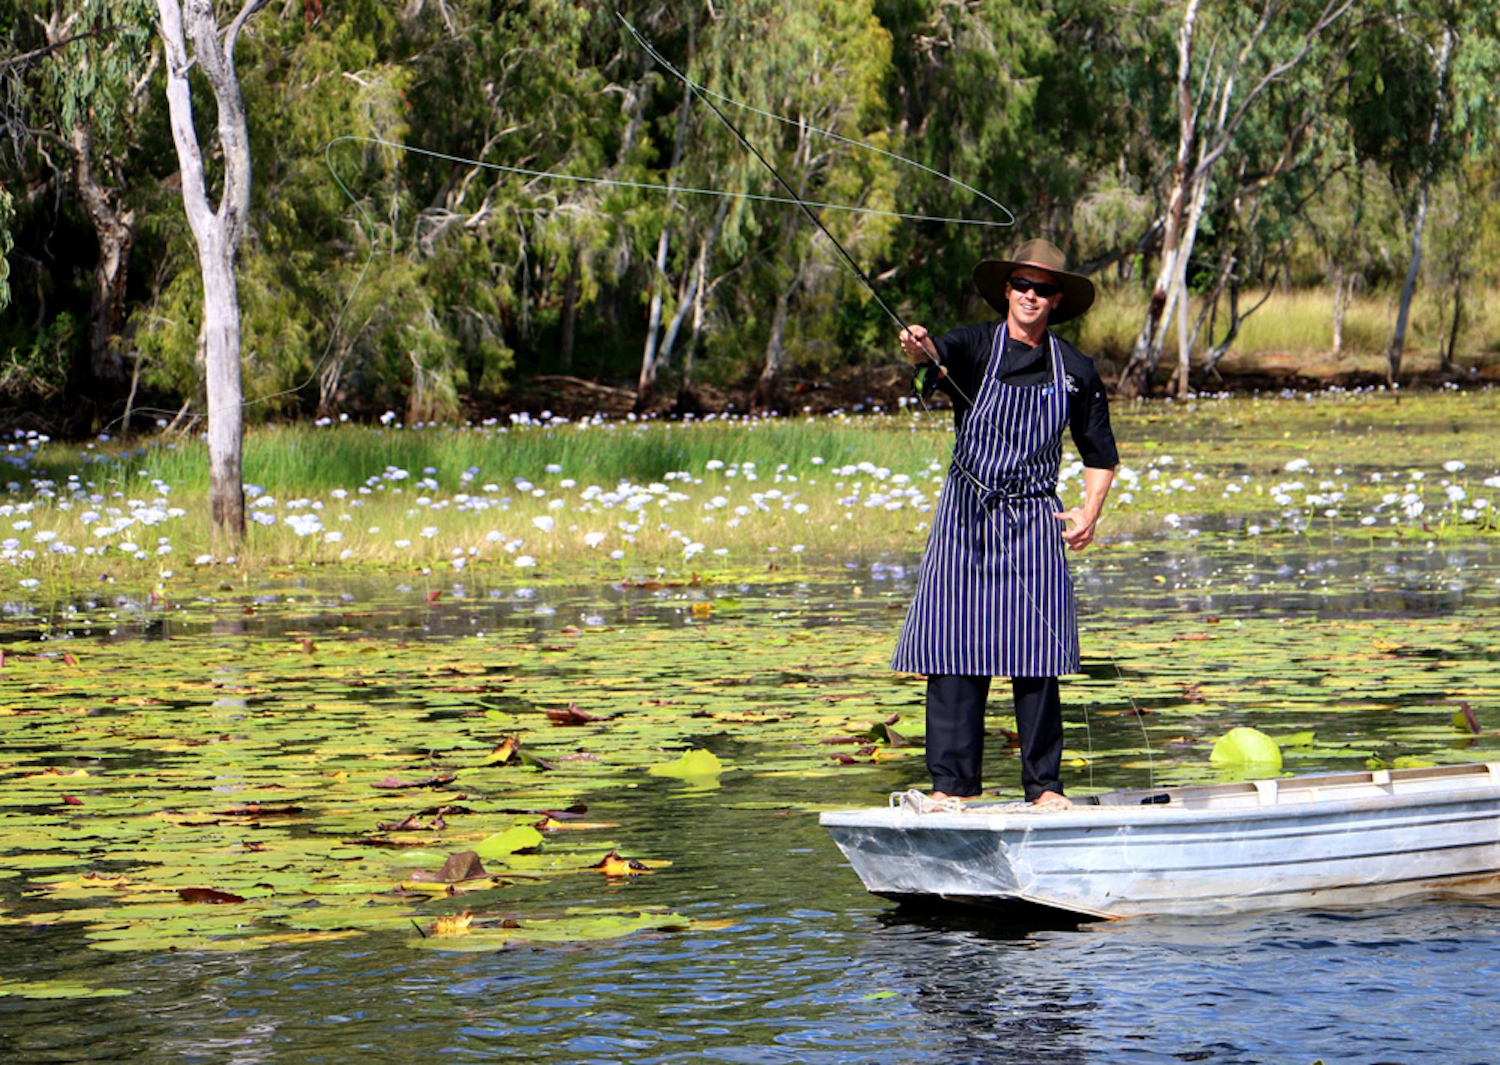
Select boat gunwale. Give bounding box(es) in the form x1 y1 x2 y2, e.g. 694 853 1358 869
819 776 1500 832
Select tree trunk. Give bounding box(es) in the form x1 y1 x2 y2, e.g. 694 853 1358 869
156 0 266 544
1331 263 1346 355
635 58 695 413
557 251 580 371
1118 0 1199 398
200 235 245 538
1174 237 1192 399
1387 25 1454 387
753 276 796 412
70 124 134 387
636 225 672 410
1387 183 1428 386
1440 276 1462 374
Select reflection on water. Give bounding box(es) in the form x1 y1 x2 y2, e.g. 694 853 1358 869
5 537 1496 649
8 806 1500 1065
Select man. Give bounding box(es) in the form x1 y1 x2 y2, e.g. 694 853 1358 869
892 238 1117 808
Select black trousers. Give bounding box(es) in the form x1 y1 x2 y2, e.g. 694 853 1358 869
925 674 1063 801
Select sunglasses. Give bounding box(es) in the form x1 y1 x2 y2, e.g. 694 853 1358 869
1008 277 1062 298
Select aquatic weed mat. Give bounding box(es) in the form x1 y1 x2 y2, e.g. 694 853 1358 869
1 547 1498 953
2 389 1497 594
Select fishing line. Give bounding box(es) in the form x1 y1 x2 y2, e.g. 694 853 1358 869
913 353 1156 795
617 11 980 414
618 13 911 337
624 15 1149 788
614 14 1017 231
111 20 1017 431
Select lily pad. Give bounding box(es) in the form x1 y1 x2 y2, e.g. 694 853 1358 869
647 749 726 780
1209 727 1283 770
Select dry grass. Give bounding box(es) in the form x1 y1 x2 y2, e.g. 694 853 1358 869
1073 285 1500 380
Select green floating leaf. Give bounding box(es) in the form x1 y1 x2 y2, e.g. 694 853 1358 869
647 749 725 779
1274 731 1315 748
1391 755 1438 769
1209 727 1283 770
473 825 544 859
0 979 134 999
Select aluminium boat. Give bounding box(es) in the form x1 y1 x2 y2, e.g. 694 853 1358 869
820 762 1500 918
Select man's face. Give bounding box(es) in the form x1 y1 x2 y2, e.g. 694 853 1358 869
1006 267 1063 331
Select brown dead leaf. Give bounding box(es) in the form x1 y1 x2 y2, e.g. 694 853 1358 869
377 814 421 833
437 851 486 882
371 773 456 790
62 794 84 806
178 887 246 905
546 703 606 726
219 803 304 817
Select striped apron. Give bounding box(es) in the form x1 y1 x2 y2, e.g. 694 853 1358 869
891 324 1080 677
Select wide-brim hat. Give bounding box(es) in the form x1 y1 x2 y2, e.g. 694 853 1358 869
972 238 1096 325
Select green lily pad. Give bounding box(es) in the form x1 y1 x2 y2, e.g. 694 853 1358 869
1209 727 1283 770
647 749 726 779
472 825 545 859
0 979 134 999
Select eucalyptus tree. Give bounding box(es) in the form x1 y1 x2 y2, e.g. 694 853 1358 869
1116 0 1358 398
1348 0 1500 384
155 0 270 541
389 0 626 412
874 0 1051 325
689 0 899 411
0 1 157 403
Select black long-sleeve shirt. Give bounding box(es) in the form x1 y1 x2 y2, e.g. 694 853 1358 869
917 322 1119 469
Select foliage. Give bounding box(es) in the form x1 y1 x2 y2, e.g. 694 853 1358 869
2 0 1500 426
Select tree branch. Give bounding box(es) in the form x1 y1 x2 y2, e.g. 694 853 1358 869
0 27 118 74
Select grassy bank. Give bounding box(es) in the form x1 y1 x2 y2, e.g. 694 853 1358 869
1074 286 1500 378
2 389 1497 593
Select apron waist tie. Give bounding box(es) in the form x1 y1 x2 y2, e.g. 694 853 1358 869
949 458 1050 514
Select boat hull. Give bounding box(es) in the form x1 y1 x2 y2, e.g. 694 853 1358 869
821 764 1500 917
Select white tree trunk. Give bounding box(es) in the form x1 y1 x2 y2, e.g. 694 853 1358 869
1331 264 1346 355
1121 0 1199 397
156 0 266 542
199 235 245 535
1388 26 1454 385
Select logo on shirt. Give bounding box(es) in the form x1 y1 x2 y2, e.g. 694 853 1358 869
1064 374 1080 394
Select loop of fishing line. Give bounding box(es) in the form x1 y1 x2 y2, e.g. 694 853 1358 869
614 13 1017 231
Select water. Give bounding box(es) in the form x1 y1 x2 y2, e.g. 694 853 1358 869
8 802 1500 1063
4 538 1500 1063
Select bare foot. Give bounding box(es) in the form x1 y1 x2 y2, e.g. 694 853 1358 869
931 791 980 802
1031 791 1073 809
